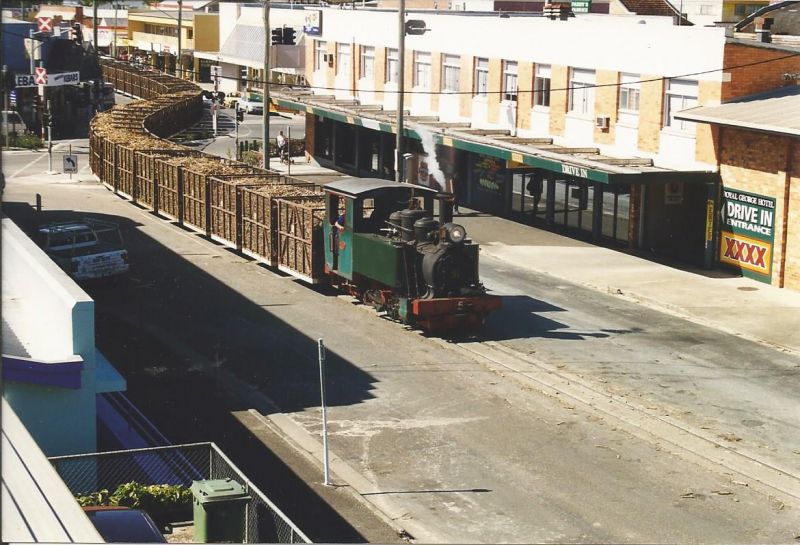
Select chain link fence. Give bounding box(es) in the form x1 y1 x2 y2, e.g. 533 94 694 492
49 442 310 543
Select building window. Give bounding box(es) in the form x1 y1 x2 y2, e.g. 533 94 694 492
386 48 399 83
360 46 375 80
664 78 698 132
336 43 351 76
618 73 641 113
534 64 551 107
315 40 327 71
568 68 596 116
474 57 488 97
503 61 518 101
698 4 714 14
414 51 431 89
734 3 762 16
442 54 460 92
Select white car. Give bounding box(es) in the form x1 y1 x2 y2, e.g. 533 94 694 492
238 95 264 115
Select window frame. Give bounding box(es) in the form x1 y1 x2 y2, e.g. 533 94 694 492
663 78 698 133
441 54 460 93
503 60 518 102
360 45 375 80
314 40 327 71
618 73 641 114
568 68 596 116
533 64 551 108
413 51 432 89
336 42 351 77
474 57 489 98
386 48 399 83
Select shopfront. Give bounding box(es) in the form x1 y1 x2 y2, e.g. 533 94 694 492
284 96 719 267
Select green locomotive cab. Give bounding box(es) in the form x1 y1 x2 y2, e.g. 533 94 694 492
323 177 436 286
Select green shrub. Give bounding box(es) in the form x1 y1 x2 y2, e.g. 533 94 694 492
2 134 43 149
240 150 263 168
76 482 192 511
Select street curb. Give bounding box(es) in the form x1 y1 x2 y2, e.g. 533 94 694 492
246 410 415 542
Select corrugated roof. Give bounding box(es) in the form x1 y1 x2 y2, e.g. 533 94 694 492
328 177 438 197
219 23 263 65
675 85 800 137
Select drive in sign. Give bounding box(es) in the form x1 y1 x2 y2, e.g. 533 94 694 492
719 187 775 282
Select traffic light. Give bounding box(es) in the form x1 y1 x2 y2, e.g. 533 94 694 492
282 27 296 46
236 108 244 122
42 111 51 127
270 28 283 45
72 22 83 44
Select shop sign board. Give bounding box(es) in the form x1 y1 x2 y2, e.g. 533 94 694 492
571 0 591 12
719 187 775 282
474 155 504 194
665 181 683 205
303 10 322 36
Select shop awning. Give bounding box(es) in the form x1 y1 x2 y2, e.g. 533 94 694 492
270 87 718 186
675 85 800 138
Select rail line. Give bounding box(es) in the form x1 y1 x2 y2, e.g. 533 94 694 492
443 338 800 506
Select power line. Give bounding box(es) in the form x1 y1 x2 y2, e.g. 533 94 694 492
128 48 800 97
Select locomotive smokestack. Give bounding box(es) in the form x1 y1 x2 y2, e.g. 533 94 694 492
439 182 454 225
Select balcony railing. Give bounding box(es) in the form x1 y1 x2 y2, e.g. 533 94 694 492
49 442 311 544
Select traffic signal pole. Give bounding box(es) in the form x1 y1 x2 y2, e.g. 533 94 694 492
395 0 405 183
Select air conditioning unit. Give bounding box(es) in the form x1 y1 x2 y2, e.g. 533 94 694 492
322 53 334 67
595 116 610 129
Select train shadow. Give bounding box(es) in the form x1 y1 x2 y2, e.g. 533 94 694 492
478 294 616 342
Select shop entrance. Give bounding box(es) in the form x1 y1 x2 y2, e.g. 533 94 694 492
510 170 546 220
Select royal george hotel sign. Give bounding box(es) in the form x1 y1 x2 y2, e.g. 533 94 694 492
719 188 776 283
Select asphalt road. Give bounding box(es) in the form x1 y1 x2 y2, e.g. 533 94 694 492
3 162 799 543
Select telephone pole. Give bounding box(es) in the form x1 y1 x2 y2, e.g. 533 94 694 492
262 0 270 170
177 0 183 77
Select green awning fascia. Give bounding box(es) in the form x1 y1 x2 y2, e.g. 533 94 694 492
276 96 718 186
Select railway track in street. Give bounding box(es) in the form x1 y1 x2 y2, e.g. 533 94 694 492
445 338 800 507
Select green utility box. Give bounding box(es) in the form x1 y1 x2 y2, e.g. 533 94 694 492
190 478 251 543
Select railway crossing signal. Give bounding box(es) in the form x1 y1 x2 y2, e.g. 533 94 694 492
37 16 53 32
34 67 47 85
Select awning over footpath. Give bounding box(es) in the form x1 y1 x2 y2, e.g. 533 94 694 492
271 87 718 186
676 85 800 138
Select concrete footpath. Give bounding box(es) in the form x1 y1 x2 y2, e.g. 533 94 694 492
270 159 800 354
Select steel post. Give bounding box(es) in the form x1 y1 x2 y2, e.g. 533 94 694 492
395 0 405 183
263 0 270 170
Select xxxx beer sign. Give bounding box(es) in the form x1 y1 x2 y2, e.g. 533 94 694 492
719 188 776 282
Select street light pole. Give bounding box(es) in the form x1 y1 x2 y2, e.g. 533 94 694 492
395 0 405 183
177 0 183 77
93 0 98 54
113 2 118 58
263 0 270 170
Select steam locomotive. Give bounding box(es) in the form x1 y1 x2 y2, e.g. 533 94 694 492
323 178 501 333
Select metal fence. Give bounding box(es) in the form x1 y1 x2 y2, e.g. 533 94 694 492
49 442 311 544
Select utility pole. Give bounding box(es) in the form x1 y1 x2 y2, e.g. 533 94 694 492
262 0 270 170
177 0 183 77
93 0 98 54
113 2 118 58
395 0 405 183
2 65 9 148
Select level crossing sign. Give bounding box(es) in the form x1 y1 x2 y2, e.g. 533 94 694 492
63 155 78 174
37 17 53 32
34 67 47 85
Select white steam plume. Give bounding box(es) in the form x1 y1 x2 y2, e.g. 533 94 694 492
416 127 447 192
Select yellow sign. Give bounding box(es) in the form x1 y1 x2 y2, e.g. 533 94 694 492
705 199 714 242
719 231 772 276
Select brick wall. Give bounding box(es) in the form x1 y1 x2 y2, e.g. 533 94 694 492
517 61 534 130
306 40 315 82
459 55 473 118
722 43 800 101
785 140 800 290
326 42 336 89
375 47 386 101
487 58 503 124
696 80 723 164
549 64 569 136
637 75 663 153
593 70 618 144
305 113 316 156
431 52 442 112
718 128 798 289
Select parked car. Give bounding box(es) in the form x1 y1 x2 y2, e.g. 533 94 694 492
238 93 264 114
83 507 167 543
37 218 129 280
2 110 27 135
223 91 242 108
